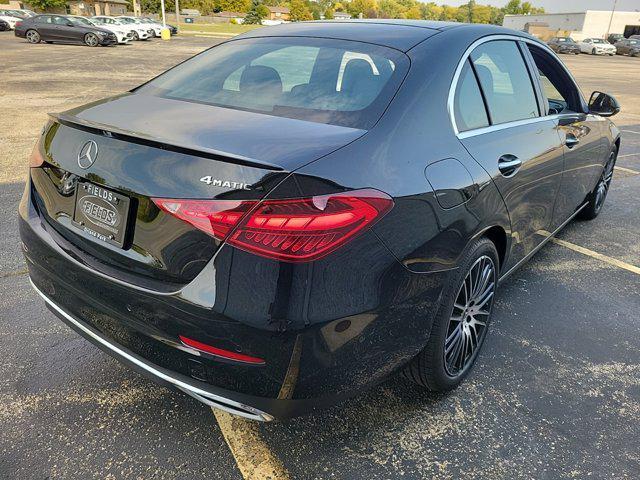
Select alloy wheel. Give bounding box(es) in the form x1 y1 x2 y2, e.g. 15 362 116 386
26 30 40 44
85 33 99 47
594 151 615 212
444 255 496 377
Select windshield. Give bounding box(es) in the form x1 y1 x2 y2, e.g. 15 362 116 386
630 40 639 45
591 39 605 44
119 17 137 24
137 37 409 129
558 38 574 43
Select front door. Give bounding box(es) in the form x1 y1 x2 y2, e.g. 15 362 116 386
453 40 564 271
526 44 607 228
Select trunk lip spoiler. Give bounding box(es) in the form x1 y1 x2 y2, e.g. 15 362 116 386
49 112 286 172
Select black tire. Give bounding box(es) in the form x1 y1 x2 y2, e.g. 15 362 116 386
25 29 40 44
403 237 499 391
578 145 617 220
592 48 597 55
84 32 99 47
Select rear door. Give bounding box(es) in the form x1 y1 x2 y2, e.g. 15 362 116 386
454 39 564 270
35 15 57 40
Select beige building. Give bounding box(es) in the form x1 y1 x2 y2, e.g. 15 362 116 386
0 0 128 15
503 10 640 40
266 6 290 21
66 0 128 16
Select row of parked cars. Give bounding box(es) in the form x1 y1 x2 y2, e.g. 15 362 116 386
547 35 640 57
0 9 177 46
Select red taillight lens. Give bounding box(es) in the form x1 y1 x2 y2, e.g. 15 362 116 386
29 142 45 168
153 189 393 262
179 335 265 364
15 21 22 27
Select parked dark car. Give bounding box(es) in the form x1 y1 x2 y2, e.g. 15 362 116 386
607 33 624 44
0 18 9 31
547 36 581 54
615 38 640 57
166 23 178 35
14 14 117 46
20 21 621 421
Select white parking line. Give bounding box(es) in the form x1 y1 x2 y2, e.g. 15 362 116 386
621 130 640 135
618 153 638 159
615 166 640 175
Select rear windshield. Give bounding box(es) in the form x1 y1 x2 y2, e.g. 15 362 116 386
136 37 409 129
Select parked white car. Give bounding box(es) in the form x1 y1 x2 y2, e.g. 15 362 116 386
137 17 165 37
0 13 21 29
68 16 133 44
579 38 616 55
117 16 158 38
99 16 151 40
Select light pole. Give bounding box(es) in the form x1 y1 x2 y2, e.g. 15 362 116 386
160 0 166 27
605 0 617 39
175 0 180 25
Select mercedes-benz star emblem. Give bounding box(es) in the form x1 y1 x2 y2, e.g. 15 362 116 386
77 140 98 169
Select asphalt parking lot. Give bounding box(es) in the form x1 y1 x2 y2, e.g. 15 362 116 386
1 31 640 479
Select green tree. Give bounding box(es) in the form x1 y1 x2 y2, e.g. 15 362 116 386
243 0 265 23
28 0 66 9
347 0 377 18
324 7 334 18
378 0 405 19
419 3 443 20
289 0 313 21
217 0 251 12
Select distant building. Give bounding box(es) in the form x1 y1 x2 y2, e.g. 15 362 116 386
333 11 351 20
66 0 128 16
266 6 290 21
503 10 640 40
0 0 127 15
213 11 246 23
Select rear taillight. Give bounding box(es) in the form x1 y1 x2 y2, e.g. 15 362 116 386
29 142 45 168
153 189 393 262
15 21 22 27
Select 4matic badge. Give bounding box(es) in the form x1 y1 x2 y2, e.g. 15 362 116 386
199 176 252 190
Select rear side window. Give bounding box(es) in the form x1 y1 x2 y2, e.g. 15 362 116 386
470 40 539 125
136 37 409 129
454 60 489 132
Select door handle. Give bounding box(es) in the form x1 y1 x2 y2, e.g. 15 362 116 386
565 134 580 149
498 154 522 177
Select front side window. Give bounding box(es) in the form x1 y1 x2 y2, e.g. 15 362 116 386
528 44 582 115
454 60 490 132
470 40 539 125
137 37 408 129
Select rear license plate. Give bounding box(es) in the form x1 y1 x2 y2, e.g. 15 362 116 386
72 181 131 248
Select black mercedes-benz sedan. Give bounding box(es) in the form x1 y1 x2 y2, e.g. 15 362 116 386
19 21 621 421
15 14 117 46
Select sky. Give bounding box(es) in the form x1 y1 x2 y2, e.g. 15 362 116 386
431 0 640 13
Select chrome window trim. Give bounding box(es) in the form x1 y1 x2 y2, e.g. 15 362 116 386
448 34 586 138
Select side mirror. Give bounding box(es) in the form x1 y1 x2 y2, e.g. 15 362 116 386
67 21 75 27
588 91 620 117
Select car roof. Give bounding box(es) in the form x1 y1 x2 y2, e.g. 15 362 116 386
236 20 528 52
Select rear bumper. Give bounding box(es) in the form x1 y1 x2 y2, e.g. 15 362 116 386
31 279 274 421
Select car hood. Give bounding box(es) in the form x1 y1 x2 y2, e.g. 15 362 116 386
58 92 366 171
